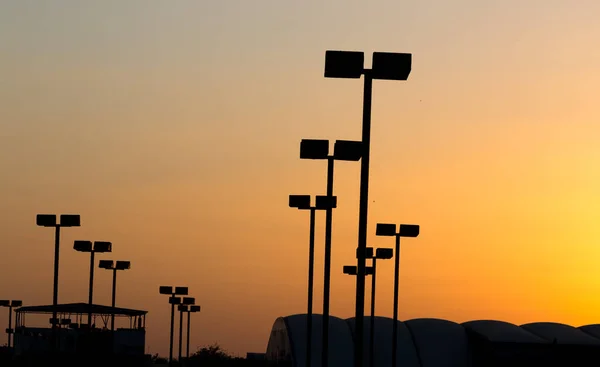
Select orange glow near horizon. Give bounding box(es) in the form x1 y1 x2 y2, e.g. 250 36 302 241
2 0 600 357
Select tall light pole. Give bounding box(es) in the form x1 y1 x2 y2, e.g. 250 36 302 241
178 297 195 362
186 305 201 360
73 240 112 328
98 260 131 331
160 286 188 366
324 50 412 367
289 194 337 367
375 223 419 367
36 213 80 350
0 300 22 348
367 248 393 367
300 138 362 367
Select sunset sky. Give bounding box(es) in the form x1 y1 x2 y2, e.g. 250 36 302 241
3 0 600 357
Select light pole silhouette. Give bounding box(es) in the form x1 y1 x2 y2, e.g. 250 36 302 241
98 260 131 331
0 300 22 348
289 194 337 367
36 213 80 350
186 305 201 360
324 50 412 367
299 138 362 367
160 286 188 366
375 223 419 367
367 248 393 367
73 240 112 328
178 297 195 362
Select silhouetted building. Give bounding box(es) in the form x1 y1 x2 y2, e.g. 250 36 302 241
13 303 147 357
266 314 600 367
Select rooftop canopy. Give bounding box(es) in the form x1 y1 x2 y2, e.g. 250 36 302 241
15 303 147 317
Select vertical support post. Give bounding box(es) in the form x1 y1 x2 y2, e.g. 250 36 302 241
354 70 373 367
321 157 335 367
392 235 401 367
306 208 316 367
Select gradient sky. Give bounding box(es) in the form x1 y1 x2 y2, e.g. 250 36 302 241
2 0 600 357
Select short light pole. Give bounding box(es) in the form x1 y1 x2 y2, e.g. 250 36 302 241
288 194 337 367
186 305 201 361
375 223 419 367
300 138 362 367
98 260 131 331
325 50 412 367
0 300 22 348
160 286 188 366
178 297 195 362
73 240 112 328
367 248 393 367
36 213 81 350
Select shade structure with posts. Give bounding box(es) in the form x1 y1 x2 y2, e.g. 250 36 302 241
367 248 393 367
160 286 189 365
375 223 420 367
1 300 22 348
324 49 412 367
99 259 131 331
178 297 195 361
299 137 362 367
288 194 338 367
74 240 112 328
36 213 81 352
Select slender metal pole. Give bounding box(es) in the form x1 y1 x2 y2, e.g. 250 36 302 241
169 299 175 365
392 235 401 367
306 208 316 367
322 156 335 367
52 225 61 352
178 308 184 362
7 306 13 348
111 269 117 331
354 70 373 367
369 259 377 367
88 250 95 328
186 311 191 360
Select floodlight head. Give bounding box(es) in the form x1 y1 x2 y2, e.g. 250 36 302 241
375 248 393 259
11 300 23 307
315 195 337 210
343 265 357 275
59 214 81 227
333 140 362 161
73 240 93 252
366 266 374 276
300 139 329 160
357 247 374 259
375 223 397 237
36 214 57 227
178 305 189 312
399 224 420 238
325 50 365 79
371 52 412 81
289 195 311 209
190 305 201 312
169 296 182 305
182 297 195 305
159 286 173 295
99 260 115 269
115 261 131 270
0 300 9 307
93 241 112 253
174 287 188 295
